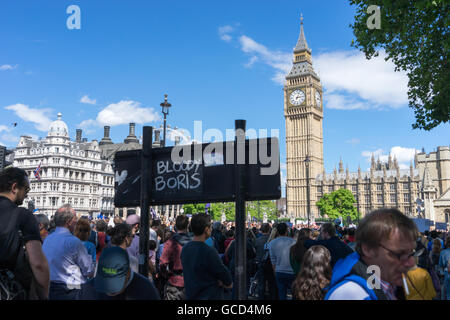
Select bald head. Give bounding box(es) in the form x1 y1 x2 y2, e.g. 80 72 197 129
54 204 77 233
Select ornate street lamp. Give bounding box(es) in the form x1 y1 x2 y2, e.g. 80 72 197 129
304 155 311 227
160 94 172 147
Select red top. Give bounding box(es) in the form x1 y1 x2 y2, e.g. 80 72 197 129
159 238 184 287
96 232 106 261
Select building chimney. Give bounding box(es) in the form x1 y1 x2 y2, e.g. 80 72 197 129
105 126 110 138
99 126 113 146
154 130 161 143
175 136 181 146
76 129 82 143
124 123 139 144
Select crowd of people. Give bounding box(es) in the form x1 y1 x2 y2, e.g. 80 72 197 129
1 167 450 301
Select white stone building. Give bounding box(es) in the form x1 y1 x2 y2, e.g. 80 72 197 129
14 113 114 217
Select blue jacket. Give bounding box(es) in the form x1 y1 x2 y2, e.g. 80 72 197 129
324 252 387 300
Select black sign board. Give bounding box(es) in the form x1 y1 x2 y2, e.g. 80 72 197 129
114 137 281 207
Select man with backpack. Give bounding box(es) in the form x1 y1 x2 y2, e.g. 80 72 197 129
159 214 191 300
0 167 49 300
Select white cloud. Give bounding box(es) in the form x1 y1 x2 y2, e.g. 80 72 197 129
315 50 408 109
361 146 419 169
78 119 98 134
0 125 11 133
4 104 53 132
346 138 360 145
218 25 234 42
0 64 17 71
238 35 291 85
0 133 19 144
166 127 193 145
244 56 258 68
79 100 160 132
223 30 409 110
97 100 160 126
80 95 97 105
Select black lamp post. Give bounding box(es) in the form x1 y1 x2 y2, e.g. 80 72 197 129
304 155 311 227
160 94 172 147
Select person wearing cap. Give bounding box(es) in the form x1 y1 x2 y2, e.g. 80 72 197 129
77 246 160 300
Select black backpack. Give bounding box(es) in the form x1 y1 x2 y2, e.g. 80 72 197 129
0 208 30 300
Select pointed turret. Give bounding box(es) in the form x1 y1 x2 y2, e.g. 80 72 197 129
388 153 393 169
345 165 350 180
422 161 434 189
286 14 318 80
410 161 414 178
339 157 344 174
393 155 399 170
358 165 362 179
294 14 311 54
371 154 376 170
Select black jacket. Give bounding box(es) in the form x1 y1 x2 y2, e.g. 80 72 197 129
305 236 353 267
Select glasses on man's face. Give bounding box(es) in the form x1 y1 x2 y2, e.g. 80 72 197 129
23 186 31 194
379 243 424 262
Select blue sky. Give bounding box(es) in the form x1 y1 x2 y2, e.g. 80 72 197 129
1 0 448 182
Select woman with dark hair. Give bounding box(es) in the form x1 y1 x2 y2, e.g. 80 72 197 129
292 245 332 300
95 220 108 261
109 223 138 273
290 228 312 276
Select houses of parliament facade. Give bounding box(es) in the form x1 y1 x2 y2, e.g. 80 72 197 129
284 17 450 224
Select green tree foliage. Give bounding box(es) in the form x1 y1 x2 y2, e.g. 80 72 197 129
246 200 278 222
316 188 358 222
349 0 449 130
182 200 278 221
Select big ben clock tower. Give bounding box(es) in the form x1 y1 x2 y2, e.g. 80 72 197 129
284 15 324 219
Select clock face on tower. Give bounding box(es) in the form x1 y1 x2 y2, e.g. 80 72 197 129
289 90 305 106
315 91 321 107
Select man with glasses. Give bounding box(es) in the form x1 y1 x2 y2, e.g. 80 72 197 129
325 208 419 300
0 167 49 299
42 204 95 300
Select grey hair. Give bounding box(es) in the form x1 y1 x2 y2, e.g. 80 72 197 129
35 214 50 230
53 204 75 227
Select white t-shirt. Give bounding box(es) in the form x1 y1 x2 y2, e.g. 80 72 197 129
327 281 370 300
